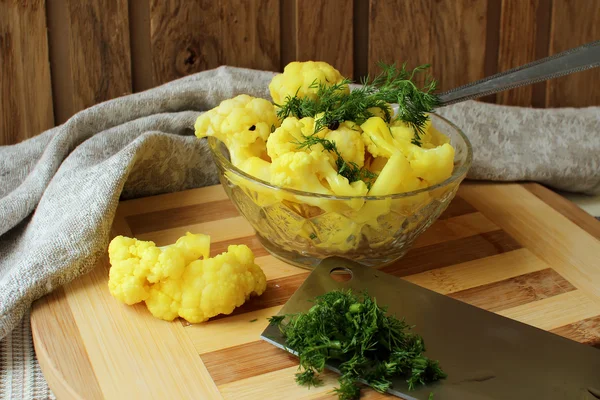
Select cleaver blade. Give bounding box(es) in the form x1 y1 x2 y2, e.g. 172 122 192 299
260 257 600 400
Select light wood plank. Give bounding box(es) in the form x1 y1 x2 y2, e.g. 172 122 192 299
430 0 488 92
31 288 103 400
136 216 255 246
523 183 600 240
222 0 280 71
254 255 307 280
64 257 222 400
218 365 342 400
296 0 353 78
546 0 600 107
368 0 432 78
404 248 549 294
0 0 53 145
189 306 283 354
496 0 539 106
498 290 600 331
150 0 221 85
460 183 600 306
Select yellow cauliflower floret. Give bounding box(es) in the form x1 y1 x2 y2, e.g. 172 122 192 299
269 61 349 105
194 94 279 164
271 151 367 198
177 245 267 323
267 117 329 160
360 117 411 159
270 151 333 196
238 156 272 182
107 233 266 323
408 143 455 186
325 121 365 168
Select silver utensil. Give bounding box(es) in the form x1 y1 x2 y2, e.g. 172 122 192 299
438 40 600 106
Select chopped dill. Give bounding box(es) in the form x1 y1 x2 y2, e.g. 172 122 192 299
269 290 447 399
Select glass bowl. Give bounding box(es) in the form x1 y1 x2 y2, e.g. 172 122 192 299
208 113 472 269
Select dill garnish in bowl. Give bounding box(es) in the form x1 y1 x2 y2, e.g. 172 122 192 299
268 289 446 399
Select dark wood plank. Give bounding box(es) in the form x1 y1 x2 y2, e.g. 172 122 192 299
438 196 477 220
65 0 132 119
496 0 539 106
150 0 221 85
450 268 576 312
546 0 600 107
550 315 600 349
430 0 488 92
201 340 298 385
523 183 600 240
296 0 353 78
280 0 297 70
222 0 280 71
381 230 522 276
368 0 432 78
0 0 54 145
129 0 154 92
126 199 240 235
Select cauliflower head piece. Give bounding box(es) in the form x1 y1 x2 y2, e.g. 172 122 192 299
107 232 267 324
267 116 330 161
325 121 365 168
194 94 279 164
269 61 349 105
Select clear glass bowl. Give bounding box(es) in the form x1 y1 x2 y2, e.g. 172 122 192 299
208 113 472 269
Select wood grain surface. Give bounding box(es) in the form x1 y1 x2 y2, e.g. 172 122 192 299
3 0 600 145
0 0 54 145
546 0 600 107
150 0 280 87
368 0 432 77
496 0 539 106
430 0 489 92
31 182 600 400
46 0 132 125
296 0 353 78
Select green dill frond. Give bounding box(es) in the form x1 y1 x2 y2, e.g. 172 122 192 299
270 290 446 399
274 62 440 146
295 368 323 388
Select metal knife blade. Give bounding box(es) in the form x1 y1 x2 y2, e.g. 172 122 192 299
260 257 600 400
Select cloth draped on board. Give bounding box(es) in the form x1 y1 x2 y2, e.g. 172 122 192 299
1 66 599 399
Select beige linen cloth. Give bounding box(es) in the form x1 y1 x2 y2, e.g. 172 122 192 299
1 66 599 399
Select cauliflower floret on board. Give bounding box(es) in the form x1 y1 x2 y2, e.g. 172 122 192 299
269 61 349 105
194 94 279 164
107 233 267 323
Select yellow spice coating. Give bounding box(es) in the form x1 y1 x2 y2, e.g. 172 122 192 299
108 232 267 323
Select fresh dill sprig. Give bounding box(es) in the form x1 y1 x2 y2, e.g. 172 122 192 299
275 62 440 146
294 135 377 189
269 290 447 399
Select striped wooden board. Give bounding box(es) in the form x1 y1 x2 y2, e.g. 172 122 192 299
30 182 600 400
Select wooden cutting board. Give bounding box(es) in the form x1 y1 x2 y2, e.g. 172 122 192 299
30 182 600 400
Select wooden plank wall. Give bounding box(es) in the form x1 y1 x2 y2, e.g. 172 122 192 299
1 0 599 146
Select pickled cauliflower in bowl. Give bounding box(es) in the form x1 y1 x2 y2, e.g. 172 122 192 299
195 61 472 268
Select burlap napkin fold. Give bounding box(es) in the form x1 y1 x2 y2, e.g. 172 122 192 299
1 66 599 399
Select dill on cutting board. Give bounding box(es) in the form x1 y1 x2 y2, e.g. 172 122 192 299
268 290 446 400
